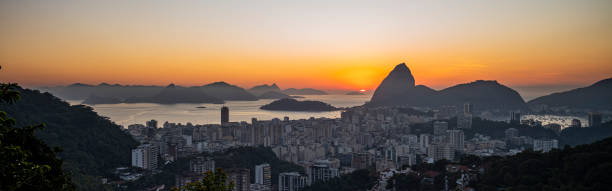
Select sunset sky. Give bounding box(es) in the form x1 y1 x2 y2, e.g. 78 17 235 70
1 0 611 91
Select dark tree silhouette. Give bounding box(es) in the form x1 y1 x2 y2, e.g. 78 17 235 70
0 67 75 190
172 169 235 191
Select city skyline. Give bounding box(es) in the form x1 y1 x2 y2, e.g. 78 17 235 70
1 0 612 90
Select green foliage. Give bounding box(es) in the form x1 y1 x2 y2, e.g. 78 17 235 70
410 117 557 140
69 171 112 191
172 169 235 191
0 86 139 190
0 82 74 191
303 169 377 191
477 137 612 190
559 121 612 146
386 173 421 191
466 117 557 139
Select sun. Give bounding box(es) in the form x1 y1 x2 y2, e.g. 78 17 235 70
359 89 366 92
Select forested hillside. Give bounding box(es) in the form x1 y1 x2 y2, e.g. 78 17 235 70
0 87 138 190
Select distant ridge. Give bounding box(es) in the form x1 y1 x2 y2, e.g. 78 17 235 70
528 77 612 110
249 83 281 96
346 91 365 95
197 81 258 101
366 63 526 111
258 91 292 99
124 84 224 104
282 88 327 95
41 81 258 102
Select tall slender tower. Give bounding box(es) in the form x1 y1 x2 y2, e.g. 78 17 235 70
221 106 229 124
588 112 602 127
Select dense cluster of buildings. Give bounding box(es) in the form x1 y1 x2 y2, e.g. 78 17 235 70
126 103 573 190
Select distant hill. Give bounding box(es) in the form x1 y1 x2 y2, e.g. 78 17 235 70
249 83 281 96
366 63 526 111
437 80 526 110
124 84 224 104
476 136 612 190
41 83 162 100
559 120 612 146
345 91 365 95
196 81 258 101
260 98 339 111
282 88 327 95
43 81 259 103
528 78 612 110
0 87 139 190
258 91 292 99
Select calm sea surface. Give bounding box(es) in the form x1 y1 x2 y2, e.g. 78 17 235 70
66 90 590 128
67 95 371 127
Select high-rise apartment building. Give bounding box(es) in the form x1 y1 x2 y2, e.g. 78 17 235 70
131 144 158 170
447 130 465 152
427 143 454 162
504 128 519 141
221 106 229 124
307 160 339 185
419 134 431 153
464 103 473 114
510 111 521 125
278 172 307 191
227 168 250 191
351 152 374 169
433 121 448 136
589 112 602 127
146 119 158 128
255 163 272 189
190 156 215 174
533 139 559 152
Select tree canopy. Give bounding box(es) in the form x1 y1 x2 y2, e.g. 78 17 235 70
0 81 75 190
172 169 235 191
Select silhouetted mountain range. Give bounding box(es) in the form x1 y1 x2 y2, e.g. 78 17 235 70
39 67 610 111
43 82 330 105
42 82 263 104
345 91 365 95
196 81 258 101
81 84 225 104
43 83 161 100
248 83 282 96
258 91 293 99
367 63 526 110
528 78 612 110
123 84 224 104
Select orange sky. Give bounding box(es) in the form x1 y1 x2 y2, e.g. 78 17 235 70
1 0 611 91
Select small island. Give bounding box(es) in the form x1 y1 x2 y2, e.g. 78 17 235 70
258 91 292 99
260 98 339 111
345 91 365 95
